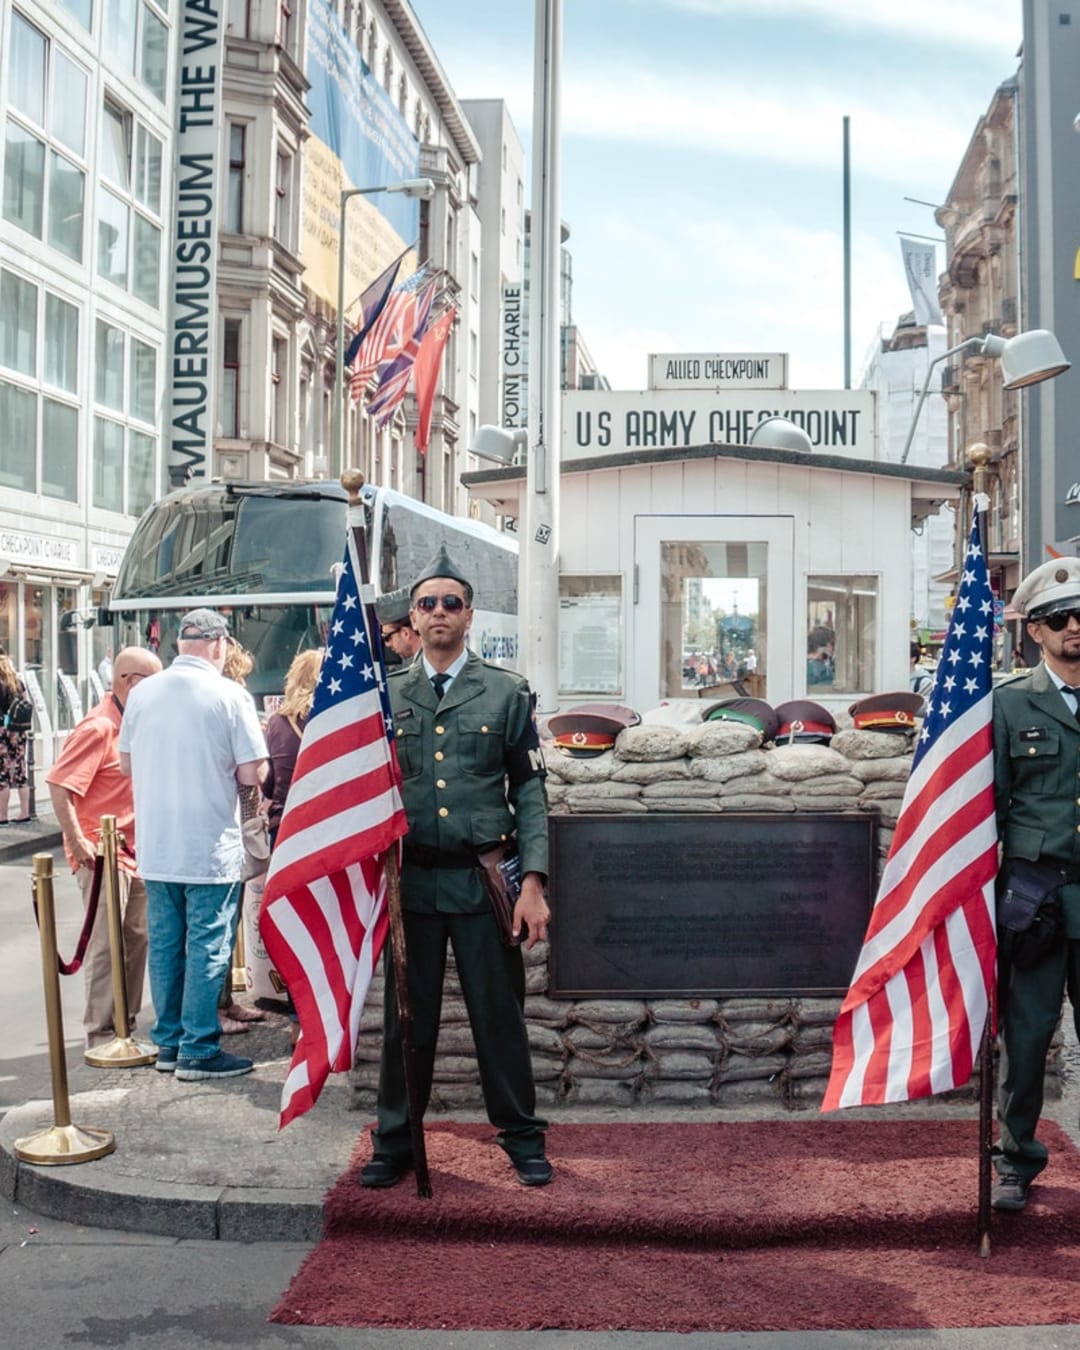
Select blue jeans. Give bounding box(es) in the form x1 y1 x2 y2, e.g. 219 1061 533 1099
145 880 241 1061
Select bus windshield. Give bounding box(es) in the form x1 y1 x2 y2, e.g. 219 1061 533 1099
112 487 347 600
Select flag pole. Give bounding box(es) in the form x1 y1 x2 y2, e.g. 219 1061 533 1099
341 467 432 1199
970 444 994 1256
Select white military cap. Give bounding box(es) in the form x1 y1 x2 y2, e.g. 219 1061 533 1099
1012 557 1080 620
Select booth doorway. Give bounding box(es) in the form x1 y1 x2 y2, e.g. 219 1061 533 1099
633 515 795 711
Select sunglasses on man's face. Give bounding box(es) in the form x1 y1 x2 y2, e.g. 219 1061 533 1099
1041 609 1080 632
414 594 467 613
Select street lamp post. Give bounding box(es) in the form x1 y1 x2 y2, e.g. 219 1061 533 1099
333 178 435 480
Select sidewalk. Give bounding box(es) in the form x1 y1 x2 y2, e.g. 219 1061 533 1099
0 808 62 864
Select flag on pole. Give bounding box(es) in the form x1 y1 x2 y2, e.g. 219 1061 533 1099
823 502 999 1110
349 266 430 403
258 536 407 1128
366 278 439 425
343 248 408 369
900 236 944 327
413 306 458 455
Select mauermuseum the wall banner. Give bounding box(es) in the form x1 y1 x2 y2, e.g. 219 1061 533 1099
648 352 788 390
563 388 877 460
304 0 420 307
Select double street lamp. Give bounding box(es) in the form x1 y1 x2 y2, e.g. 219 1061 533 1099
333 177 435 479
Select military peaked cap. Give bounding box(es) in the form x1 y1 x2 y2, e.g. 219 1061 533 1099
1012 557 1080 621
701 696 779 743
848 691 924 733
774 699 836 745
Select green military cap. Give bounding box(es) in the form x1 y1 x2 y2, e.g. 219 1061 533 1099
409 543 474 602
375 587 412 625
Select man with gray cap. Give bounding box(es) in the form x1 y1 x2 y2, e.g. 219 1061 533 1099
991 557 1080 1210
375 587 421 668
119 609 267 1081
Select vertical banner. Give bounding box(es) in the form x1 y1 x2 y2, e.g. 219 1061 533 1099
166 2 224 487
899 237 943 328
502 284 524 427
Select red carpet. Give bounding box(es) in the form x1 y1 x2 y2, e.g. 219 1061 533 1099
271 1119 1080 1332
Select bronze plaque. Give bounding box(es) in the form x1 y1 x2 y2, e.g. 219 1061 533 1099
548 813 876 998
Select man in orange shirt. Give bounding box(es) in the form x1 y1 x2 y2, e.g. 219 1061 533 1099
47 646 162 1048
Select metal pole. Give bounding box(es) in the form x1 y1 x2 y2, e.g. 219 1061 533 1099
843 115 851 390
334 189 354 486
84 816 155 1067
341 468 431 1198
522 0 563 713
14 854 115 1164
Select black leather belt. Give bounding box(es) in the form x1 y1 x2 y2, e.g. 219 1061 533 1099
403 843 476 870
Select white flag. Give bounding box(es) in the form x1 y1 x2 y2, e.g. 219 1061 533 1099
900 237 943 327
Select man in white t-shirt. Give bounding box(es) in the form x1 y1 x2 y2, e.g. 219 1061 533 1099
120 608 267 1081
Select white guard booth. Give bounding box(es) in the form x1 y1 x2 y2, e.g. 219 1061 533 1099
463 386 966 718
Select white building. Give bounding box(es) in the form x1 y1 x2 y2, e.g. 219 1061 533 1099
860 314 954 640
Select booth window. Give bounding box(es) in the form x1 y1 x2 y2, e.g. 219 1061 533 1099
806 575 878 694
660 541 767 698
559 575 623 696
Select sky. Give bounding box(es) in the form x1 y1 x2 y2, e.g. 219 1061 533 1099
407 0 1024 393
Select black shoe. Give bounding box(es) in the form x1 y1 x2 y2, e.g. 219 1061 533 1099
360 1154 411 1189
513 1156 553 1187
991 1172 1031 1211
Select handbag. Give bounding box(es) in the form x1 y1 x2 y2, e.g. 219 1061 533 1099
997 858 1065 969
475 839 524 948
239 784 271 881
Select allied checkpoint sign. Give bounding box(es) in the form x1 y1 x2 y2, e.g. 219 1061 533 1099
548 814 876 998
303 0 421 307
563 387 877 460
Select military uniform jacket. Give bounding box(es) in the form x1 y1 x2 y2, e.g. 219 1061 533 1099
993 661 1080 934
389 651 548 914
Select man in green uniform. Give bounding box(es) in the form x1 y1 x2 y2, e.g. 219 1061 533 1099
362 545 553 1189
992 556 1080 1211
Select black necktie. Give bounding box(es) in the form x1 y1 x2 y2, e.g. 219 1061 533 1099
431 672 449 702
1062 686 1080 723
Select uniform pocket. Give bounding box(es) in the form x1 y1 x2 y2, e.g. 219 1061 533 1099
459 714 505 773
394 721 423 779
1009 727 1060 794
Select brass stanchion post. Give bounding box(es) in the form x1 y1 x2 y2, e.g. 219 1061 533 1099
14 854 116 1164
84 816 156 1068
232 900 246 992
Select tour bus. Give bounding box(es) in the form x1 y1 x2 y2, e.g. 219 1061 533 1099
107 480 519 711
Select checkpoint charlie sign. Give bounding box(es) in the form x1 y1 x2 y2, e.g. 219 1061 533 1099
563 388 877 459
649 352 788 390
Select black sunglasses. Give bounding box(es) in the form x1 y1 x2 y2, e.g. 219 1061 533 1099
1041 609 1080 632
414 594 466 613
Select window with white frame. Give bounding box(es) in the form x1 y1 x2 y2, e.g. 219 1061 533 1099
92 318 158 515
0 267 79 501
226 122 245 232
278 0 295 56
226 0 249 38
103 0 169 104
221 317 241 437
3 13 88 262
271 335 287 447
59 0 92 29
274 148 292 249
97 98 163 307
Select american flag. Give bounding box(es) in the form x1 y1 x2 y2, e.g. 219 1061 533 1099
342 249 406 371
348 267 429 404
823 505 999 1110
259 533 407 1127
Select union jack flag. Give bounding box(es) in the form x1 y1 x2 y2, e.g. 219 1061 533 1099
823 502 999 1109
348 267 430 404
367 279 439 425
259 533 407 1127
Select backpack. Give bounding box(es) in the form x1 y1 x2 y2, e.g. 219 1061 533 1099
4 695 33 731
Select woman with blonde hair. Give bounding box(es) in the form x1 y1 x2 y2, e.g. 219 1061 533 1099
0 646 31 824
263 647 322 847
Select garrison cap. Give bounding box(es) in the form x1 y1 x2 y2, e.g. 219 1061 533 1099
774 699 836 745
701 696 780 743
546 709 627 758
409 543 473 600
848 691 924 733
375 587 412 626
1012 557 1080 621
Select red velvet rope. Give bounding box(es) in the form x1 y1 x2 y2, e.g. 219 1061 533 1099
33 855 104 976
